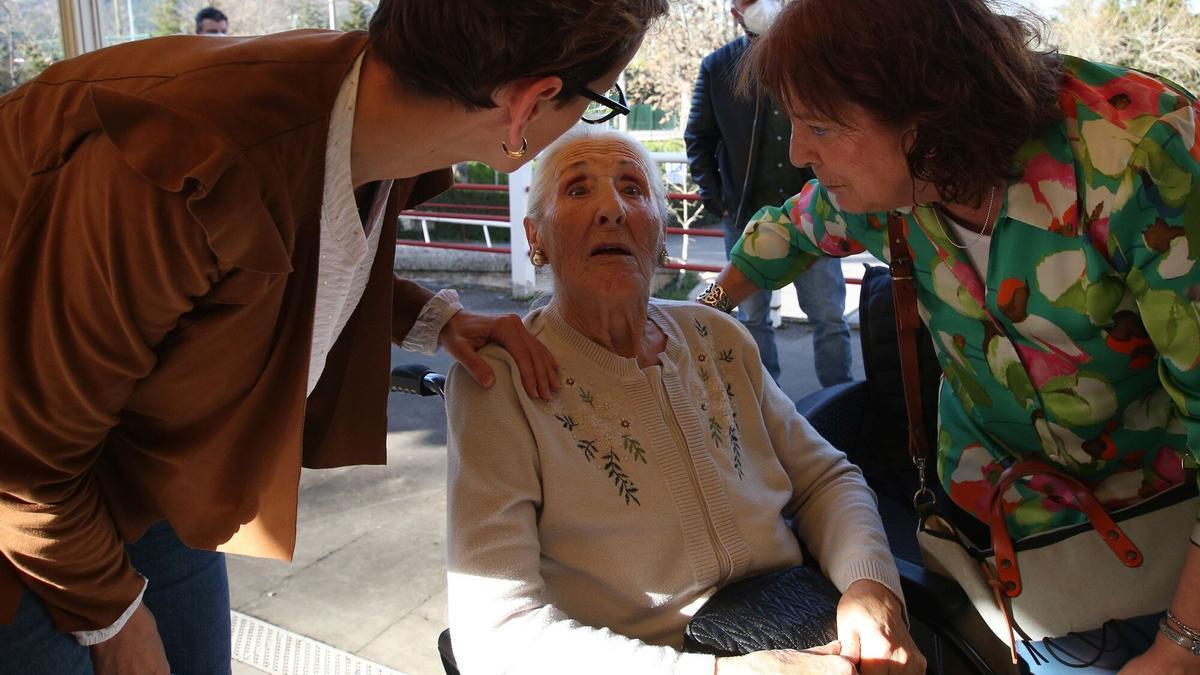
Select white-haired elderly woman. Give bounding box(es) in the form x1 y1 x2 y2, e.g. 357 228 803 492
445 127 924 675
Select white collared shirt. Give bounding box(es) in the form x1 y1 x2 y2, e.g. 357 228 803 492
307 52 395 395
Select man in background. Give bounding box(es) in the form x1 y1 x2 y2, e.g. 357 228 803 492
194 7 228 35
685 0 852 387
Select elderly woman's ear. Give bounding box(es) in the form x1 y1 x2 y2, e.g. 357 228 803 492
523 216 545 265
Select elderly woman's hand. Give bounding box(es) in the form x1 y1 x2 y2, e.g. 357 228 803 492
836 580 925 675
716 642 857 674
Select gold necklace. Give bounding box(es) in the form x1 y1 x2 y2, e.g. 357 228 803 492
931 185 997 249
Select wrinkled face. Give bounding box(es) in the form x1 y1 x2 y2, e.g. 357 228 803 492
788 102 914 213
533 139 664 301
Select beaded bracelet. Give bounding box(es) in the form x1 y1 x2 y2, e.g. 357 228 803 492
1168 610 1200 640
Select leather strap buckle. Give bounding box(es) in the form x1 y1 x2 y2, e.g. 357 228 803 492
986 460 1143 598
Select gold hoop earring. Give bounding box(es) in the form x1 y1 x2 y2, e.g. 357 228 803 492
658 247 670 266
501 137 528 159
531 248 548 267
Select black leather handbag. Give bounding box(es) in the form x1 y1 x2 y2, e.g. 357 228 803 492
682 565 841 656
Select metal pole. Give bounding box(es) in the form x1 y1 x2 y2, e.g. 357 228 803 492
616 71 627 132
508 163 536 299
327 0 336 29
59 0 104 57
3 3 15 85
125 0 134 39
680 163 691 275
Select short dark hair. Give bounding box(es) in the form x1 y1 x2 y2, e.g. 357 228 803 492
744 0 1064 206
194 7 228 33
367 0 669 111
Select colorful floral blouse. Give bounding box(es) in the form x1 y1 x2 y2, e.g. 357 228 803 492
730 56 1200 541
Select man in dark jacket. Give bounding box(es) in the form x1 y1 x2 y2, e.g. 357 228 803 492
684 0 851 386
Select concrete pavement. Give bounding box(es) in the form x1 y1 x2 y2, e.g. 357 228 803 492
226 280 866 675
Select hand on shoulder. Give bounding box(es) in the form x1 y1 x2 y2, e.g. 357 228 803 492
441 310 560 401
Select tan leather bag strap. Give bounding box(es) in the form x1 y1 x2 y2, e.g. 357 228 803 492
886 213 938 509
887 213 929 462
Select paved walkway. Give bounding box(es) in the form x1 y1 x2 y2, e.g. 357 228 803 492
227 280 866 675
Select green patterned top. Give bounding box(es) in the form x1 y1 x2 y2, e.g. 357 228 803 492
730 56 1200 540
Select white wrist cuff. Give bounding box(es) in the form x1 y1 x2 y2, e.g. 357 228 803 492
400 288 463 355
72 577 148 646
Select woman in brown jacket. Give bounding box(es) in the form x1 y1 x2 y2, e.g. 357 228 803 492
0 1 668 672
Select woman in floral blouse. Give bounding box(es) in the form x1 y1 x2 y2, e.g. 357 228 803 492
704 0 1199 671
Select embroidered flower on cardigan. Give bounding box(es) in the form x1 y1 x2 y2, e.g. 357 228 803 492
691 320 745 479
623 434 647 464
555 414 578 431
550 368 648 505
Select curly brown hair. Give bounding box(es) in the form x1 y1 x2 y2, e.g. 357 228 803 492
368 0 669 112
743 0 1064 206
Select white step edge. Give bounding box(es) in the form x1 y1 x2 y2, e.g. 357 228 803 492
231 611 408 675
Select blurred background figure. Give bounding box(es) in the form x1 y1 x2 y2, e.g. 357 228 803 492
194 6 228 35
685 0 851 387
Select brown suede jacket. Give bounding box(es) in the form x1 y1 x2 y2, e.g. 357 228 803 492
0 29 450 631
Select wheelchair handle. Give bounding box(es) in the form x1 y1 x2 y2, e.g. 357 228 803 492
390 364 446 398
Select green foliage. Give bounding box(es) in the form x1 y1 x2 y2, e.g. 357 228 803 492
150 0 186 37
1053 0 1200 95
395 218 512 245
642 139 685 153
463 161 507 185
397 165 512 244
0 0 65 94
627 102 677 131
625 0 739 120
341 0 374 31
293 0 326 29
652 271 702 300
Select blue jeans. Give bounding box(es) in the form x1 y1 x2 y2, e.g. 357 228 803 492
723 218 852 386
0 521 231 675
1017 613 1160 673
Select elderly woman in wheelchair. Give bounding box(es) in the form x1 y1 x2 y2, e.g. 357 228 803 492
443 126 924 675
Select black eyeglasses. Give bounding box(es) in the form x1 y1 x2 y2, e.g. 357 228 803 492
579 82 630 124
